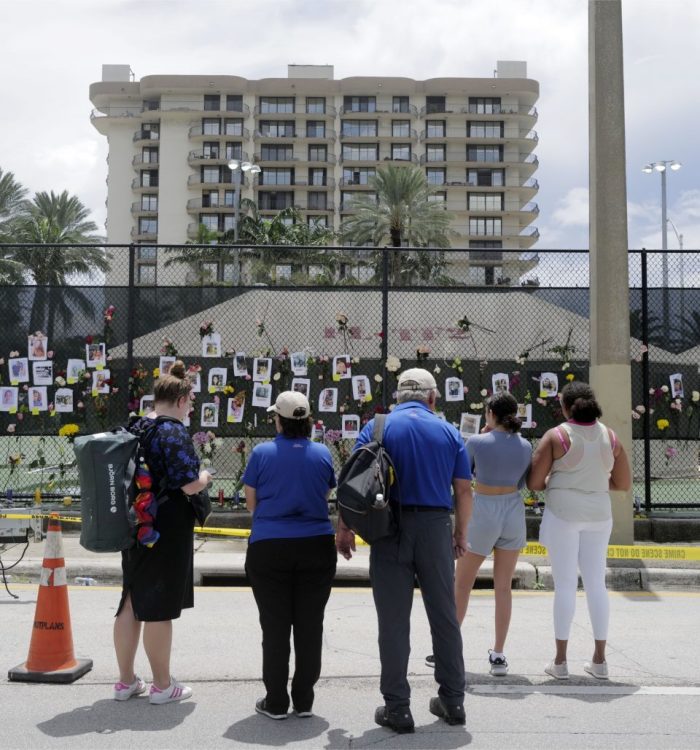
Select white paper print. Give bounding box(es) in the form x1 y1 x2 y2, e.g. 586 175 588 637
85 342 107 369
445 377 465 402
291 351 308 376
227 394 246 423
252 383 273 408
341 415 360 439
253 357 272 382
92 369 111 394
54 388 74 413
139 395 154 416
0 387 19 412
670 373 684 399
311 423 325 442
351 375 371 402
28 386 48 412
539 372 559 399
492 372 510 394
201 403 219 427
332 354 352 380
8 357 29 384
32 360 54 386
28 333 48 361
233 352 248 377
202 332 222 358
189 371 202 393
459 412 482 438
291 378 311 398
318 387 338 412
517 403 534 429
66 359 85 384
159 356 176 376
208 367 228 392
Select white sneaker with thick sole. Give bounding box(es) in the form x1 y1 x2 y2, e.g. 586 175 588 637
149 678 193 705
544 661 569 680
114 676 146 701
584 661 609 680
488 651 508 677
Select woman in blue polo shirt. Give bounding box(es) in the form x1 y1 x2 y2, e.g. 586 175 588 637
244 390 337 720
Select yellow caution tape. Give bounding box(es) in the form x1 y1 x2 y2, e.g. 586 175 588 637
0 512 82 524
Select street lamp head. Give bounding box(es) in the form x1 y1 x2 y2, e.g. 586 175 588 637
670 161 682 171
240 161 253 171
227 159 240 171
248 165 262 174
654 163 666 172
642 165 654 173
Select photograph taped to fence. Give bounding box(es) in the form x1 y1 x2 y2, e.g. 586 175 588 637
140 395 154 416
227 393 246 423
670 373 684 399
0 386 19 413
332 354 351 380
291 351 308 376
352 375 371 402
159 356 176 376
233 352 248 377
189 370 201 393
208 367 227 393
54 388 74 413
32 360 53 386
28 333 48 361
342 414 360 438
460 412 481 438
202 332 222 358
291 377 311 398
201 403 219 427
253 357 272 382
66 358 85 384
518 402 534 429
318 387 338 412
8 357 29 384
28 386 48 412
85 342 106 369
252 382 273 408
539 372 559 399
92 369 110 394
492 372 510 394
445 377 464 402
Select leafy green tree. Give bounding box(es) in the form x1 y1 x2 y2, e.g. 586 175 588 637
0 168 29 282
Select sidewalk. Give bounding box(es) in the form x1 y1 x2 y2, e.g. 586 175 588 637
4 533 700 590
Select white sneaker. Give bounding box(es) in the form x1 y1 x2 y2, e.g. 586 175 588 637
584 661 609 680
149 678 193 704
544 661 569 680
113 676 146 701
488 650 508 677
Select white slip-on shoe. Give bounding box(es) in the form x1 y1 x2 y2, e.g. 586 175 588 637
544 661 569 680
584 661 609 680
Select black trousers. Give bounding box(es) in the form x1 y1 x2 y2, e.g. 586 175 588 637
245 534 336 713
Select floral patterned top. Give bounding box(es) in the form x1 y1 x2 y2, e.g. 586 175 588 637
131 417 200 491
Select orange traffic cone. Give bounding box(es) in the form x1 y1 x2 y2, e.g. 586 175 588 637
8 515 92 683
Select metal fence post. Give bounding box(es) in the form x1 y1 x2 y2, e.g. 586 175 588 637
381 246 389 409
641 249 652 514
126 244 136 383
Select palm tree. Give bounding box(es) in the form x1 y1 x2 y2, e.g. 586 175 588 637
339 163 454 284
674 311 700 352
0 168 28 282
9 190 107 337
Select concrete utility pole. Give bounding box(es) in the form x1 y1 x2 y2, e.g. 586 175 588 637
588 0 634 543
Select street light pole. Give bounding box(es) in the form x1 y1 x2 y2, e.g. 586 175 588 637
668 217 685 344
642 160 681 337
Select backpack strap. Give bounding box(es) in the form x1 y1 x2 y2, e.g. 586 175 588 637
372 413 387 444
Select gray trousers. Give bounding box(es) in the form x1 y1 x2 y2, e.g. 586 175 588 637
369 510 466 709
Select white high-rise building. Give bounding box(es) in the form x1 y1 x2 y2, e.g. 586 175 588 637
90 62 539 285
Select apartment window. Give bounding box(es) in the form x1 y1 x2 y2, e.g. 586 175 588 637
308 167 327 186
426 168 446 185
341 191 360 210
308 192 328 210
306 121 326 138
204 94 221 111
467 168 505 186
223 190 236 207
469 97 502 114
468 193 504 211
276 265 293 281
343 95 376 113
203 142 220 159
392 120 410 137
141 123 159 140
223 215 236 232
308 215 328 228
468 121 504 138
224 119 244 136
140 170 158 187
306 97 326 114
392 96 410 113
467 145 503 162
141 194 158 211
199 214 219 231
469 241 503 285
226 95 243 112
136 250 156 285
341 120 378 137
308 145 327 162
139 217 157 234
469 217 502 235
391 143 411 161
224 142 242 160
261 144 293 161
142 98 160 111
261 168 293 185
343 167 375 185
428 192 447 205
222 262 237 282
202 166 221 183
202 118 221 135
342 144 378 161
426 144 446 162
258 191 294 210
426 120 446 137
202 191 219 208
259 120 295 137
426 96 446 114
260 96 295 113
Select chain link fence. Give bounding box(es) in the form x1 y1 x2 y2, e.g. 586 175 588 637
0 244 698 511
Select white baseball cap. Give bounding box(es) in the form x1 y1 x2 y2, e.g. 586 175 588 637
397 368 438 391
267 390 311 419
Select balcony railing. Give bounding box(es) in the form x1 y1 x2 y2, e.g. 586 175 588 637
133 129 160 142
460 104 538 116
254 153 337 164
186 198 237 211
187 174 248 187
131 202 158 214
188 125 250 138
187 150 248 163
339 104 419 116
131 226 157 238
132 155 160 167
131 178 159 190
419 128 539 141
202 103 251 116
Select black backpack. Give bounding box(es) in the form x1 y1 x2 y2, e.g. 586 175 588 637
337 414 400 544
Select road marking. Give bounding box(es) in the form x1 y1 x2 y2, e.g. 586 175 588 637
469 684 700 696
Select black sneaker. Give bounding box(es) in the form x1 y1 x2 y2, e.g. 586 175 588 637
425 654 435 668
429 696 466 726
488 650 508 677
255 698 288 720
374 705 415 734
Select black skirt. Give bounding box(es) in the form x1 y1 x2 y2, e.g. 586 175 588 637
117 493 196 622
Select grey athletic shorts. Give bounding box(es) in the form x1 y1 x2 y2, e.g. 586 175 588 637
466 491 526 556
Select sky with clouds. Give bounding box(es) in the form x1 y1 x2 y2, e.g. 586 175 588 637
0 0 697 253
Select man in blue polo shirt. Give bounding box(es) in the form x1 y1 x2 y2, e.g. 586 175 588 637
336 368 473 734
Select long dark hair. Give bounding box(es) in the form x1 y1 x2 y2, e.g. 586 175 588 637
561 381 602 422
278 415 313 439
487 392 521 433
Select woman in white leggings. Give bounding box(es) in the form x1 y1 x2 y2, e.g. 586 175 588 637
529 382 631 680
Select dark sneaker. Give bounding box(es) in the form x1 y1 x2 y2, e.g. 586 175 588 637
429 696 466 726
425 654 435 668
293 707 313 718
374 705 415 734
488 650 508 677
255 698 288 720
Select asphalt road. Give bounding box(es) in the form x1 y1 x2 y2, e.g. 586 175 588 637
2 585 699 749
